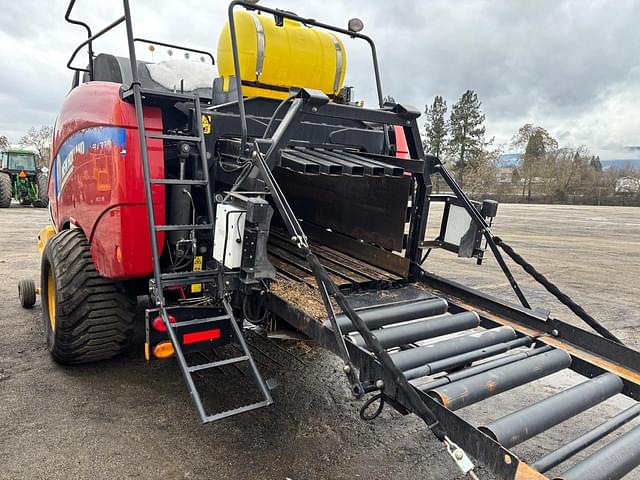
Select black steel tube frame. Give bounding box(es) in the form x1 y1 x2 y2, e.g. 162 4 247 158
557 424 640 480
335 297 448 334
391 325 517 372
417 344 554 392
480 373 624 449
403 335 533 381
349 310 480 349
421 270 640 400
65 0 94 78
66 15 126 75
227 0 385 151
428 348 572 411
267 294 529 479
532 402 640 473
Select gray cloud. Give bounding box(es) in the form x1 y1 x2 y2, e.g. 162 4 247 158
1 0 638 159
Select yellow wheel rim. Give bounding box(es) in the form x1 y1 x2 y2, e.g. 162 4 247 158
47 270 56 332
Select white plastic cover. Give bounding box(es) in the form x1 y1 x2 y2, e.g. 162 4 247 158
147 59 217 91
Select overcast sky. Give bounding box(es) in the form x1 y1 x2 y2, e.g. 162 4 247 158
1 0 638 159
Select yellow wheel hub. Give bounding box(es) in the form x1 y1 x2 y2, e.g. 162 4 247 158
47 270 56 332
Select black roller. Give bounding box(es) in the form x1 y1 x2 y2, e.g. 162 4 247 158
557 424 640 480
350 311 480 349
335 297 448 334
403 335 533 381
429 348 571 411
480 373 623 449
390 326 517 372
533 402 640 473
417 345 554 391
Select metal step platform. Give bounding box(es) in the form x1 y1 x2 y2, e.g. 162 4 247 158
130 85 273 423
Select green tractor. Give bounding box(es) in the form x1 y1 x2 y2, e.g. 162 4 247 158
0 147 49 208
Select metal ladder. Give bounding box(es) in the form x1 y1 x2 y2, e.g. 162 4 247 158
130 86 273 423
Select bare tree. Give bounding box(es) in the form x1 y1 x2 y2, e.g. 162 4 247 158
463 148 500 196
19 125 53 167
550 146 590 201
0 135 9 150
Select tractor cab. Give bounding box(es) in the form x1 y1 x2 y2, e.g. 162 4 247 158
1 148 38 174
0 147 48 208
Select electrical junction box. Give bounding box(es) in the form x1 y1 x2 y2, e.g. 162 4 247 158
213 203 246 269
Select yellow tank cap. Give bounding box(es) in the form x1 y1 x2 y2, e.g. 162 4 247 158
217 10 347 100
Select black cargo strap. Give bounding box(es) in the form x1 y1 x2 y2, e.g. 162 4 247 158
304 249 448 441
494 236 623 345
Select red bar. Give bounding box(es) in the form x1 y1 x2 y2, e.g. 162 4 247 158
183 328 221 345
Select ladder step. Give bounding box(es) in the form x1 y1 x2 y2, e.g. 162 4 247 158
160 269 218 287
201 400 272 423
150 179 208 186
188 356 249 373
155 224 213 232
145 133 201 142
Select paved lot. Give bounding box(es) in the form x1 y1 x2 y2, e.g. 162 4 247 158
0 203 638 480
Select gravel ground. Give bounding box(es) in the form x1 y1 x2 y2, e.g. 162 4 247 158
0 202 638 480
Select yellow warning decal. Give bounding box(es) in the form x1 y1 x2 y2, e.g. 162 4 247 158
191 255 203 293
201 114 212 134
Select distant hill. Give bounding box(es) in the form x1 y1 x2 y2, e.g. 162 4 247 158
601 159 640 170
497 153 522 167
498 154 640 171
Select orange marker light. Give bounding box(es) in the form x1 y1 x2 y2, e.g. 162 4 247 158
152 341 175 359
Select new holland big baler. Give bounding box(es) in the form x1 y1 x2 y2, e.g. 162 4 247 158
30 1 640 478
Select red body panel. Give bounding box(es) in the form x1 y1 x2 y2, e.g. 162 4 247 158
50 81 165 279
393 125 410 159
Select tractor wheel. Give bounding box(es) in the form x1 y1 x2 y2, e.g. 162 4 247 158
41 229 135 364
0 172 11 208
18 279 37 308
34 172 49 207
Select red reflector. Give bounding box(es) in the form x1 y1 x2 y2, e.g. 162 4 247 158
151 314 176 332
183 328 221 345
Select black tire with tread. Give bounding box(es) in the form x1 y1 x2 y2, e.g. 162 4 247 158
34 172 48 207
0 172 11 208
18 279 37 308
41 229 135 364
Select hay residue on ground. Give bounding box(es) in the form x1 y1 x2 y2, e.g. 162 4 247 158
270 276 341 319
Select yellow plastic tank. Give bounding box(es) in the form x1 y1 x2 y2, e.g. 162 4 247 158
217 11 347 100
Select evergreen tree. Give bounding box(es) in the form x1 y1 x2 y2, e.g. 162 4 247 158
424 96 448 158
511 124 558 199
447 90 486 184
590 155 603 172
522 130 546 200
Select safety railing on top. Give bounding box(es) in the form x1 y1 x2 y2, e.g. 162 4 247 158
226 0 386 152
65 0 215 79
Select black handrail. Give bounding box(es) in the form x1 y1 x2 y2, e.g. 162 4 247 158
65 1 216 80
65 0 94 79
66 15 126 74
227 0 385 152
133 38 215 65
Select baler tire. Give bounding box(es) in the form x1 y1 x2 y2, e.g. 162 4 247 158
18 279 37 308
41 229 135 364
0 173 11 208
35 173 48 207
